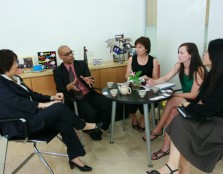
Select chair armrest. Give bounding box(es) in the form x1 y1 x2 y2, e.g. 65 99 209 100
0 118 29 142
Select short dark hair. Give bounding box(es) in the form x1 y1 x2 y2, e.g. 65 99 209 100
134 36 151 54
0 49 18 74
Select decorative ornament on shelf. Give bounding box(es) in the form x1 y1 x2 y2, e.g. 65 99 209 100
83 46 88 65
105 34 134 64
128 71 144 90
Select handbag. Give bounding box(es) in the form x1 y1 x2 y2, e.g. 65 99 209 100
177 106 212 121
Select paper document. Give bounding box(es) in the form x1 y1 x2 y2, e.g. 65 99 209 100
153 83 175 89
142 83 175 90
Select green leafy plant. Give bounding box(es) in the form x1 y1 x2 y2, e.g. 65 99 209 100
128 71 142 83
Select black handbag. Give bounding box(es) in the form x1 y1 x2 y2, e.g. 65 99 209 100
177 106 212 121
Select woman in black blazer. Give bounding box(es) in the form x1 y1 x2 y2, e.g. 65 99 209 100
0 49 102 172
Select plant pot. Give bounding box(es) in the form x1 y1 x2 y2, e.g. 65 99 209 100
131 81 141 90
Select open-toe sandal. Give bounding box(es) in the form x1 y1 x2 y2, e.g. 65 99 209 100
165 164 178 174
146 164 178 174
138 126 145 132
132 123 139 130
151 149 170 160
150 131 162 141
146 170 160 174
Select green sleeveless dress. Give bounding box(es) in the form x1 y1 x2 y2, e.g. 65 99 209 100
181 74 193 93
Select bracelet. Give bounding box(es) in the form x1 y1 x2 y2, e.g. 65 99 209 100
50 96 54 101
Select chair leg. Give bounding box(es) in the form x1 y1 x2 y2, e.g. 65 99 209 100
73 101 84 146
11 152 36 174
12 141 68 174
1 136 8 174
33 143 54 174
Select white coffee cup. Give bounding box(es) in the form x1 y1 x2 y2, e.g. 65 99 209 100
110 89 118 97
107 82 114 89
138 89 146 98
151 86 159 93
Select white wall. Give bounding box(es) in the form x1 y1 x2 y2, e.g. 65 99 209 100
207 0 223 45
0 0 145 64
157 0 206 86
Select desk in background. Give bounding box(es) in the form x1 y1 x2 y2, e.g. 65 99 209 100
19 61 127 96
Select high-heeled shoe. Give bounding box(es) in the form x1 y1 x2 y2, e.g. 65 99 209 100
69 161 92 171
86 122 103 132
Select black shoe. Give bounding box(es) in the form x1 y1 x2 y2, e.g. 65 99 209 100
87 122 103 132
69 161 92 171
89 131 102 141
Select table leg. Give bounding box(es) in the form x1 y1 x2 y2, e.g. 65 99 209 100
151 103 156 129
110 101 117 144
144 104 153 167
122 104 125 131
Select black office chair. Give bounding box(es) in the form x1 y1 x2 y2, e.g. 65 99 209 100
0 117 68 174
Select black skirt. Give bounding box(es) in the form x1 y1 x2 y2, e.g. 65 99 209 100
166 115 223 173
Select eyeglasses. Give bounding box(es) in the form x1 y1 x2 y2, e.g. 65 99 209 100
13 60 19 65
63 50 74 57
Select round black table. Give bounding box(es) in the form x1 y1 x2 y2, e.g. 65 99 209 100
102 84 173 167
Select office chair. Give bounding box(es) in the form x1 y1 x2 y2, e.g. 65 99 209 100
0 117 68 174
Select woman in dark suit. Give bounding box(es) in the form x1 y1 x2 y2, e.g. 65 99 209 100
0 49 102 172
147 39 223 174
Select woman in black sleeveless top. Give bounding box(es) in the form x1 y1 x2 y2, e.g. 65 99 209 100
125 36 159 131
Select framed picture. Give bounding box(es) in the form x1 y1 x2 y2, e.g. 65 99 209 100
93 59 103 66
37 51 57 69
23 57 33 68
115 34 124 42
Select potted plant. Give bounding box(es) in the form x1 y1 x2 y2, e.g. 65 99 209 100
128 71 143 90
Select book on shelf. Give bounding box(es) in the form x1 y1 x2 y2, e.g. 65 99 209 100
37 51 57 69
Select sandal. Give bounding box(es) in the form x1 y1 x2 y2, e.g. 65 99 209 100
165 164 178 174
138 126 145 132
132 123 139 130
146 170 160 174
150 131 162 141
146 164 178 174
142 130 162 141
151 149 170 160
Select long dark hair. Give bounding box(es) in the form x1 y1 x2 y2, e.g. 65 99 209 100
202 39 223 100
178 43 207 86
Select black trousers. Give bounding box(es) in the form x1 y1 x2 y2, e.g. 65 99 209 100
76 91 112 130
28 103 86 160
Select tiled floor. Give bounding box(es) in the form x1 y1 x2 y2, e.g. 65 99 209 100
2 118 223 174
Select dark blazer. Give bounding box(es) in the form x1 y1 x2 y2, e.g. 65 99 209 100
0 75 51 137
53 60 96 99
